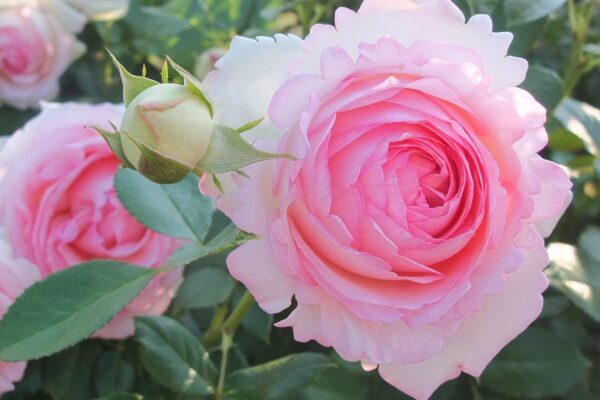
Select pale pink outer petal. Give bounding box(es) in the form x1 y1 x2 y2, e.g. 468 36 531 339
201 34 304 216
227 238 298 314
276 284 461 364
376 229 549 400
535 191 573 238
199 173 238 217
526 158 573 238
203 34 303 142
0 362 26 395
299 0 526 90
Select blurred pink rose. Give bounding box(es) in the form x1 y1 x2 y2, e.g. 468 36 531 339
0 234 39 396
194 47 227 80
0 0 85 109
0 103 183 339
201 0 572 398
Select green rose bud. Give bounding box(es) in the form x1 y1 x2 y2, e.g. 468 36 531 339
121 83 213 174
96 53 294 185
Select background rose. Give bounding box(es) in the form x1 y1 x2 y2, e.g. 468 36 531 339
194 47 227 80
0 102 182 339
0 0 85 109
65 0 130 22
201 0 572 398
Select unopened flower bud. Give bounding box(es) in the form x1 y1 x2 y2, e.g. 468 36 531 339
97 53 293 184
120 83 214 182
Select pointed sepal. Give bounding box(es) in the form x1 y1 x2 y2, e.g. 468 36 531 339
166 56 213 117
196 125 295 175
121 131 194 184
107 50 159 106
237 117 264 134
91 123 135 169
161 60 169 84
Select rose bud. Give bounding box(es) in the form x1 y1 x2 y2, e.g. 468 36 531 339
96 54 294 184
120 83 214 183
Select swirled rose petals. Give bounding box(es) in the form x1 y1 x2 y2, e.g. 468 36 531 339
202 1 572 397
0 103 183 340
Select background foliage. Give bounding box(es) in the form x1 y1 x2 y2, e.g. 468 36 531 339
1 0 600 399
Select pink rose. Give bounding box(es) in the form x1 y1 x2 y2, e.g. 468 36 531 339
0 235 39 396
194 47 227 80
0 0 85 109
201 0 572 398
0 103 183 339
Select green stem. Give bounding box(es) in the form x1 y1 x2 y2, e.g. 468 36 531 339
562 0 594 98
223 291 255 333
202 303 229 349
215 330 233 400
213 292 255 400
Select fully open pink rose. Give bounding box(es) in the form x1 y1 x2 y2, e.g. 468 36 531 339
0 0 85 109
201 0 572 398
0 236 39 396
0 103 183 339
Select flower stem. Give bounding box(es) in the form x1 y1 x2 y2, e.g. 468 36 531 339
213 291 255 400
215 329 233 400
202 303 229 349
222 291 255 333
562 0 594 98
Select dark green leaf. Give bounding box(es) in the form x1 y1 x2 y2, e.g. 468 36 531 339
299 361 369 400
521 66 563 112
95 393 144 400
504 0 567 27
547 230 600 321
241 302 273 344
165 224 244 268
225 353 333 400
540 294 570 318
173 267 234 311
135 316 216 396
549 128 585 152
481 327 589 398
555 98 600 157
115 168 213 241
43 342 101 400
0 261 155 362
509 18 547 57
0 108 37 136
93 350 136 396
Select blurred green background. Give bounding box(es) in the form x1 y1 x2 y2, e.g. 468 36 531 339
2 1 600 399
